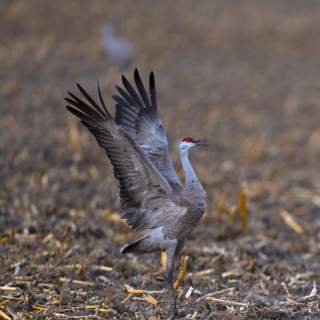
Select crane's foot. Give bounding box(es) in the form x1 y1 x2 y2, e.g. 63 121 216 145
164 289 178 319
169 302 177 316
167 313 178 320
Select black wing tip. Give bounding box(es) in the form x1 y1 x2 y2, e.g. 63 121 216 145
64 97 76 106
134 68 143 85
65 81 112 121
65 104 79 114
115 84 124 95
149 72 155 87
66 91 78 102
76 82 95 102
121 74 132 88
134 68 154 79
97 80 102 97
76 82 84 91
97 80 109 110
65 96 72 103
66 105 72 112
134 67 140 79
66 105 81 118
97 79 102 93
121 74 129 84
75 82 90 98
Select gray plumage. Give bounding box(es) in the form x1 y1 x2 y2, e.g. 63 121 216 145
65 69 207 315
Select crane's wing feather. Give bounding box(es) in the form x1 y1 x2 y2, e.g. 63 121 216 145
113 69 182 190
66 83 185 230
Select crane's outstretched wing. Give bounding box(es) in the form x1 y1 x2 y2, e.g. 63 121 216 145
66 83 186 230
113 69 182 190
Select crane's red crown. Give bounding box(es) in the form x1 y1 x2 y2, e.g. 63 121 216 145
182 137 194 142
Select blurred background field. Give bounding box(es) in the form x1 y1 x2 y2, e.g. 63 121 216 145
0 0 320 319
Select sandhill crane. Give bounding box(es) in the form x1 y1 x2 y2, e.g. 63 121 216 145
101 24 133 68
65 69 207 315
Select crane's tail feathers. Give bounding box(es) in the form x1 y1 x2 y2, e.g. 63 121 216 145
120 235 149 254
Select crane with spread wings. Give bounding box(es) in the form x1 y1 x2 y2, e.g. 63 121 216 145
65 69 207 315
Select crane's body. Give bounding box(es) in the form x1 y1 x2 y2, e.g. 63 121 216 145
66 69 207 314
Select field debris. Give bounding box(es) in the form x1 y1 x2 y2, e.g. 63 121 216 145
214 187 250 232
123 285 160 308
185 286 194 299
124 285 145 295
59 277 95 287
280 210 304 235
0 310 11 320
160 251 167 272
205 296 249 308
132 293 158 307
197 287 235 302
239 185 249 232
174 256 190 290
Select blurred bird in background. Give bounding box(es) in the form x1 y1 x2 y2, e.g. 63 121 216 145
101 24 133 69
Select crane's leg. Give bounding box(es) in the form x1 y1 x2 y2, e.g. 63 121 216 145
173 240 185 267
166 241 178 315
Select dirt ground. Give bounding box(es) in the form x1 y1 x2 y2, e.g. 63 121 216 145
1 0 320 319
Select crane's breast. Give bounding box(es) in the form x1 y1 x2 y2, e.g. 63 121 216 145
164 200 206 240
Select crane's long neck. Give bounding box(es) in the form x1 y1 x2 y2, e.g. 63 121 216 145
180 149 199 184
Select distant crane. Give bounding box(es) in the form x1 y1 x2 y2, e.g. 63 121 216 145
101 24 133 69
65 69 207 315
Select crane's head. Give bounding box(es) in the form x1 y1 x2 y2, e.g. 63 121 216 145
179 137 208 154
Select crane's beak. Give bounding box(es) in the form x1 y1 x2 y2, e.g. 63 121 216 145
194 139 208 147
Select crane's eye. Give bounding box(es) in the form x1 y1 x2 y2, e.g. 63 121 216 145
182 137 194 143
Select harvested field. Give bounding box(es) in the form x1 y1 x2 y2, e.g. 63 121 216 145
1 0 320 319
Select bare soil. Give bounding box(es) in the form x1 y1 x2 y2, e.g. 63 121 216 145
1 1 320 319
